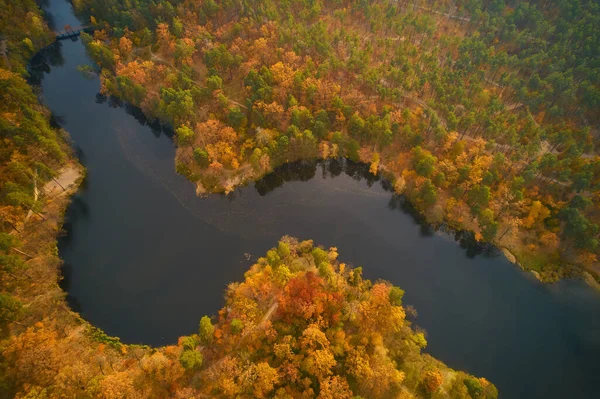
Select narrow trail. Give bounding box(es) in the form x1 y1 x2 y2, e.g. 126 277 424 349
416 6 471 23
238 300 279 343
260 301 279 325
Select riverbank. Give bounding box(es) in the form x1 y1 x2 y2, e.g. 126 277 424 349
4 162 83 332
0 138 172 395
189 146 599 287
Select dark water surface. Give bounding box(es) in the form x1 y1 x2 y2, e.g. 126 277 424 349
34 1 600 398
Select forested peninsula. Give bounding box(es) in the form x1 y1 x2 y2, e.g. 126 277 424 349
73 0 600 281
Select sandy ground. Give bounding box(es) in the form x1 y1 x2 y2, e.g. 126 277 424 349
23 163 84 223
23 163 83 223
44 164 83 197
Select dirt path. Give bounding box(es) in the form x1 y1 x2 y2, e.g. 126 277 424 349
416 5 471 22
239 300 278 342
261 301 279 324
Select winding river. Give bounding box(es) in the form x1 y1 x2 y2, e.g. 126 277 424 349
32 1 600 398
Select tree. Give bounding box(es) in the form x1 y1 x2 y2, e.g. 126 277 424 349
199 316 214 344
559 207 599 251
180 350 203 371
174 38 196 66
228 107 247 130
230 318 244 334
207 75 223 92
0 293 22 323
388 286 404 306
422 369 444 393
479 208 498 241
118 36 132 57
522 201 550 229
468 185 491 214
193 148 210 168
245 362 278 398
417 179 437 207
175 125 194 147
369 152 380 175
412 146 436 177
159 89 194 125
318 376 353 399
348 112 366 137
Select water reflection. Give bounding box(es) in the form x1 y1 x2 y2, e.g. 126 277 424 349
28 42 65 85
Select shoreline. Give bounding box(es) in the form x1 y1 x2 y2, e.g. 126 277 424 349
189 153 600 288
5 161 85 332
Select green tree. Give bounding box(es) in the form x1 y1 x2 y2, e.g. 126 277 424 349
388 286 404 306
479 208 498 241
159 89 194 125
193 148 210 168
228 107 247 130
175 125 195 147
180 350 203 370
207 75 223 92
230 318 244 334
468 185 491 214
0 293 22 323
559 207 599 251
199 316 214 344
412 146 436 177
418 179 437 207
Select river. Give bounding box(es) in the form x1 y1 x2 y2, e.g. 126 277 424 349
31 1 600 398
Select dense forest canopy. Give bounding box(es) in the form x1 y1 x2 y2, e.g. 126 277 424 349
72 0 600 279
0 0 69 331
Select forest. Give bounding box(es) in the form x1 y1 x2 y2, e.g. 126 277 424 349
0 0 598 397
0 0 72 334
71 0 600 280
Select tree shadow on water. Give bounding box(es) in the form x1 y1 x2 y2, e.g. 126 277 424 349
454 230 500 259
27 42 65 85
254 160 318 196
387 195 434 237
100 95 173 139
58 262 83 314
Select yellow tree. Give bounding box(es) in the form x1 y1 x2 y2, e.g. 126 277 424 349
422 369 444 393
118 36 132 58
317 376 353 399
